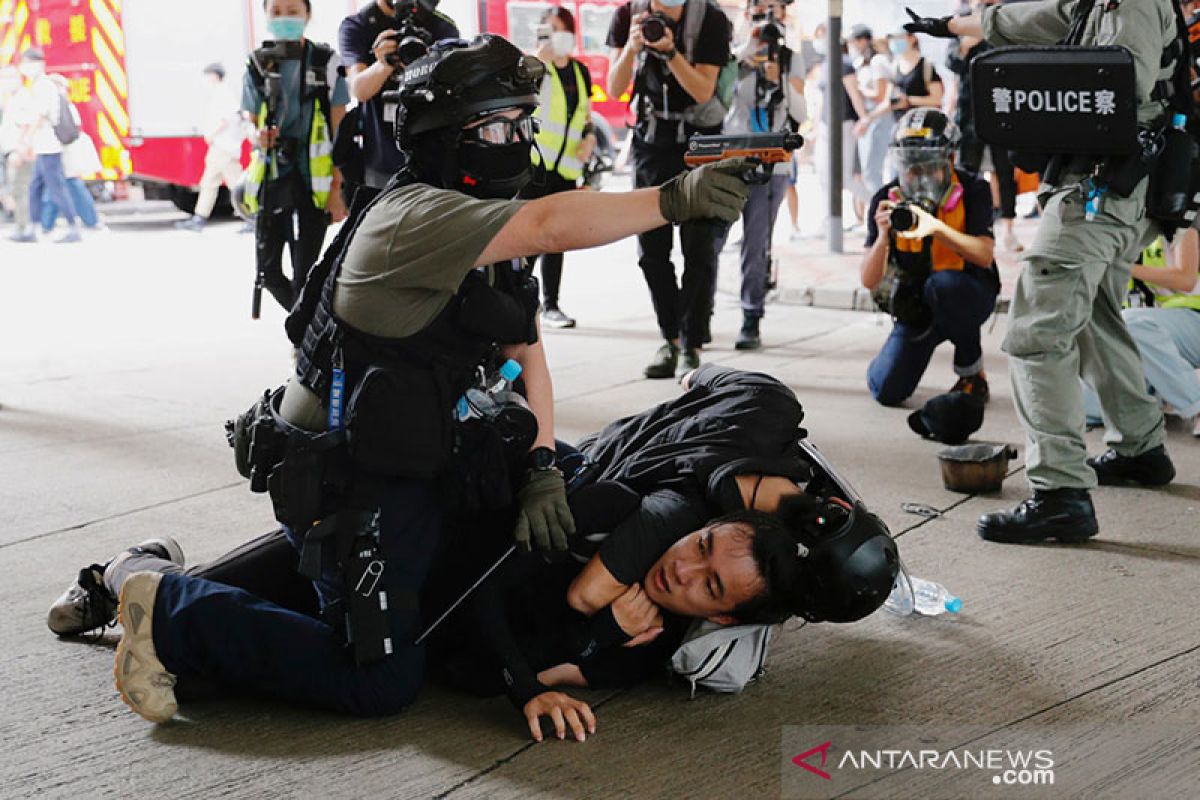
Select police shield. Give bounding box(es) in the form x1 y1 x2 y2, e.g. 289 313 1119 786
971 46 1137 156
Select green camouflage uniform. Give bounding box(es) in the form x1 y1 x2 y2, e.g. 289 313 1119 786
981 0 1176 489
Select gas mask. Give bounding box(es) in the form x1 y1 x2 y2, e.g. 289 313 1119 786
896 155 951 207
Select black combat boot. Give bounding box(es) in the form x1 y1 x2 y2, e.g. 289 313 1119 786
735 312 761 350
644 341 679 380
977 489 1099 544
1087 445 1176 487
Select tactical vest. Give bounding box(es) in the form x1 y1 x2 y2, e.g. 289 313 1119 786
244 42 336 213
294 173 541 479
888 172 967 273
531 60 590 181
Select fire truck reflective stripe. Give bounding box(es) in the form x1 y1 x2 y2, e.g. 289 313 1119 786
90 26 126 97
0 0 30 65
94 69 129 134
88 0 124 57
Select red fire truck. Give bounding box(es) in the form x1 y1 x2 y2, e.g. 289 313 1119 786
0 0 631 207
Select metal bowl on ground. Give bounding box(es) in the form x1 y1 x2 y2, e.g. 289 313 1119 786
937 443 1019 494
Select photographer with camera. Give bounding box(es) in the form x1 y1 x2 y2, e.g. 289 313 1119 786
860 109 999 410
717 0 804 350
339 0 459 206
607 0 733 379
904 0 1181 544
243 0 350 314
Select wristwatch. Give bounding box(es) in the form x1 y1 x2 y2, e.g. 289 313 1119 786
529 446 557 472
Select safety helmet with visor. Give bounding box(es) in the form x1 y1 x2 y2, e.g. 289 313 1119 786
890 108 961 208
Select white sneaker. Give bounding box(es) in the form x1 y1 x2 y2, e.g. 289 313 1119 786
114 572 178 723
1192 414 1200 438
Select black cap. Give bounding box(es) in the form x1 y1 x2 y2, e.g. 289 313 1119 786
849 24 873 40
202 62 226 80
908 391 985 445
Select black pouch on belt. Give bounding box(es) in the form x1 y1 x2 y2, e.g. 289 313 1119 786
1099 126 1166 197
1147 122 1200 225
346 365 452 478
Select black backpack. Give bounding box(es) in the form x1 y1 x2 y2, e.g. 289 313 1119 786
53 90 81 145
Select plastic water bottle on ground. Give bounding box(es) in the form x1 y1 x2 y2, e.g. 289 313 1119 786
884 573 962 617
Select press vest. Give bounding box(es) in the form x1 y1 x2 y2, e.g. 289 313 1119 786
532 61 591 181
888 172 968 273
293 173 540 479
244 42 336 213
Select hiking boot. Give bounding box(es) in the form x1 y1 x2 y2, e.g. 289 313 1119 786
644 342 679 380
977 489 1098 544
951 372 990 404
1087 445 1176 487
735 312 761 351
541 306 577 329
47 537 185 637
114 572 177 723
678 347 701 377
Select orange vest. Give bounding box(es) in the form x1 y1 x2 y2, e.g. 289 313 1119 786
889 173 966 272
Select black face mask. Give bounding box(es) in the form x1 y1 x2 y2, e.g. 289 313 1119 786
456 139 533 199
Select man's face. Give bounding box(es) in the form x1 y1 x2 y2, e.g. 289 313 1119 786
265 0 309 20
642 522 766 622
747 1 785 20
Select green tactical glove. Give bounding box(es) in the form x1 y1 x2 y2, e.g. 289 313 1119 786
658 158 753 224
513 469 576 552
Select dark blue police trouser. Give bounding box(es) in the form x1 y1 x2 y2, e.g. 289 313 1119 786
151 478 443 717
867 270 997 406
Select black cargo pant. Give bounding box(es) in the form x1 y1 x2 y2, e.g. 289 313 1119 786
256 169 329 313
632 140 720 349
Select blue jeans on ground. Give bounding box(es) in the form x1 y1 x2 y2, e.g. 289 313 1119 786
28 153 77 227
1082 306 1200 422
41 177 97 230
868 269 998 405
151 478 444 717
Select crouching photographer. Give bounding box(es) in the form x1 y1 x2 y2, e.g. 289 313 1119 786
607 0 733 379
860 109 999 407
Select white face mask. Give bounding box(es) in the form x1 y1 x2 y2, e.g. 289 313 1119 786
550 31 575 57
812 38 827 56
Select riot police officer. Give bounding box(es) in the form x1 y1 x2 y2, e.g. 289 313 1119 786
904 1 1180 544
90 35 752 723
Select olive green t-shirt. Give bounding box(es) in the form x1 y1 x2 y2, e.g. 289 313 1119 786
280 184 526 430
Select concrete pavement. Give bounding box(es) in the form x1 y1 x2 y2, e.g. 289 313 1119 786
0 202 1197 799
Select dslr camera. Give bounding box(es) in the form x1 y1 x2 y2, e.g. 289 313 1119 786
888 199 935 234
382 0 440 69
640 12 672 44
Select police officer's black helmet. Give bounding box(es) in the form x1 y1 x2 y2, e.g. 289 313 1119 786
787 498 899 623
890 108 961 163
398 34 544 147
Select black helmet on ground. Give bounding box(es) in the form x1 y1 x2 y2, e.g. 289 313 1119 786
393 35 545 198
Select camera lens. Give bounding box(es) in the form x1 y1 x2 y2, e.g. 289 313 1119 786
642 18 666 43
889 205 917 233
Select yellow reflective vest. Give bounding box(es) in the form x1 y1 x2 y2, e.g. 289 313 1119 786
243 50 335 214
531 60 590 182
1136 237 1200 311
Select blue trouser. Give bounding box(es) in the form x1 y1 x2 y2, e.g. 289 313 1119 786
151 478 443 717
41 177 97 230
28 153 77 226
868 269 998 406
1083 306 1200 422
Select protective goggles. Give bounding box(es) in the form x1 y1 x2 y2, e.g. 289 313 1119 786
462 112 538 145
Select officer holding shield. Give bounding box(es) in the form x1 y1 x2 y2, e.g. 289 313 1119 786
903 1 1179 544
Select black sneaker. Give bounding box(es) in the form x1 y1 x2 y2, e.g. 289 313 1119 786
678 347 701 376
951 372 990 404
541 307 577 329
1087 445 1175 487
644 342 679 380
735 313 761 351
47 538 185 637
977 489 1098 544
